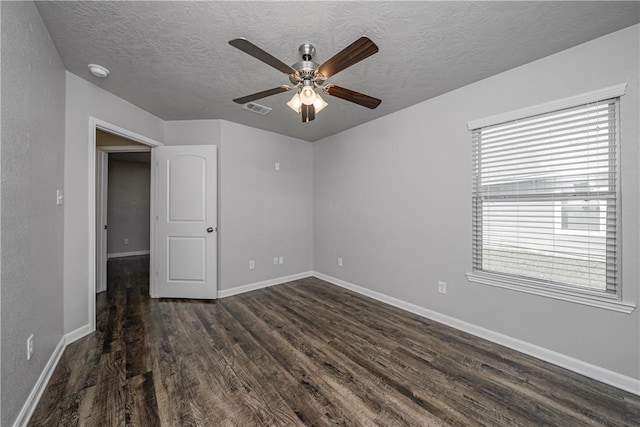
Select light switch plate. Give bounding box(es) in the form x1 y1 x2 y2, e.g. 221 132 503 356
27 334 34 360
438 281 447 294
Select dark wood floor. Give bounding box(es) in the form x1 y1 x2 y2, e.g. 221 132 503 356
30 256 639 426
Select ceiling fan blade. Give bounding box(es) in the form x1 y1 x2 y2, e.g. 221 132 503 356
324 85 381 109
316 37 379 79
229 38 297 75
233 86 292 104
301 104 315 123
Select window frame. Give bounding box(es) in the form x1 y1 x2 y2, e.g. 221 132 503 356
465 85 635 314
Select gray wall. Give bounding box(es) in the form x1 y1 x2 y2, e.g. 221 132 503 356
219 121 313 290
313 25 640 379
1 2 66 425
164 120 314 291
107 156 151 255
64 72 164 334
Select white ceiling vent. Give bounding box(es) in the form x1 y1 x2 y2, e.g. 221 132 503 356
242 102 272 115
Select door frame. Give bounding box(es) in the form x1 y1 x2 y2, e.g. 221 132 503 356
88 117 162 332
96 145 152 294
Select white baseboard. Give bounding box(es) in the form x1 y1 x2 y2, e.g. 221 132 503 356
107 250 150 259
64 323 94 344
12 323 96 427
12 336 66 427
312 271 640 396
218 271 313 298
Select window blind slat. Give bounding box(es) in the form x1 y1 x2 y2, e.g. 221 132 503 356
479 157 615 178
476 193 616 202
478 143 615 167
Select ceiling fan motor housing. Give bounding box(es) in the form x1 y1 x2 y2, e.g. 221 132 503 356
290 44 325 85
299 43 315 60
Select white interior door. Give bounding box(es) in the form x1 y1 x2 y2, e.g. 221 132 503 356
154 145 217 299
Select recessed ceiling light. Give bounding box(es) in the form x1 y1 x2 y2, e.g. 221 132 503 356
88 64 110 78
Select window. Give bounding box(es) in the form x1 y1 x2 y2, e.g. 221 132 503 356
469 96 622 302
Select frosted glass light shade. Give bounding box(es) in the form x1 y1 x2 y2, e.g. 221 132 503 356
313 94 328 113
287 93 302 113
299 85 317 105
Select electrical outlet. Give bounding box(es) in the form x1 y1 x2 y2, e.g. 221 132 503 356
275 162 280 171
438 281 447 294
56 189 64 206
273 257 278 265
249 260 255 270
338 257 343 267
279 256 284 265
27 334 34 360
124 238 129 245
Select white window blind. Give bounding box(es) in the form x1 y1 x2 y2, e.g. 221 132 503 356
471 99 619 296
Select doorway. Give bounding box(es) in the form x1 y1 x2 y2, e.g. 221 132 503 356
96 130 152 294
88 118 162 333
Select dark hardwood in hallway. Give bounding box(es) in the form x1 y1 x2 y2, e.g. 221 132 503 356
30 256 639 426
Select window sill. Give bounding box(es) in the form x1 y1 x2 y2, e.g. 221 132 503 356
466 272 636 314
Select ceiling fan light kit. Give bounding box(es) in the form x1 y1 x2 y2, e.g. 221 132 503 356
229 37 381 123
287 91 328 114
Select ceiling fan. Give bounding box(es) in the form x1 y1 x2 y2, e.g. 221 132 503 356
229 37 381 123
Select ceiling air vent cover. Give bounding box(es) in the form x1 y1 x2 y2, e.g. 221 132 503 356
242 102 272 115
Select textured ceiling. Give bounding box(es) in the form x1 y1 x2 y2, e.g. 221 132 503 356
36 1 639 142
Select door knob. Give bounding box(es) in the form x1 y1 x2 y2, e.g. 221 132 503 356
207 227 214 233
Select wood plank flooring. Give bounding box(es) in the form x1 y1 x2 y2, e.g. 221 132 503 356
30 255 640 426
